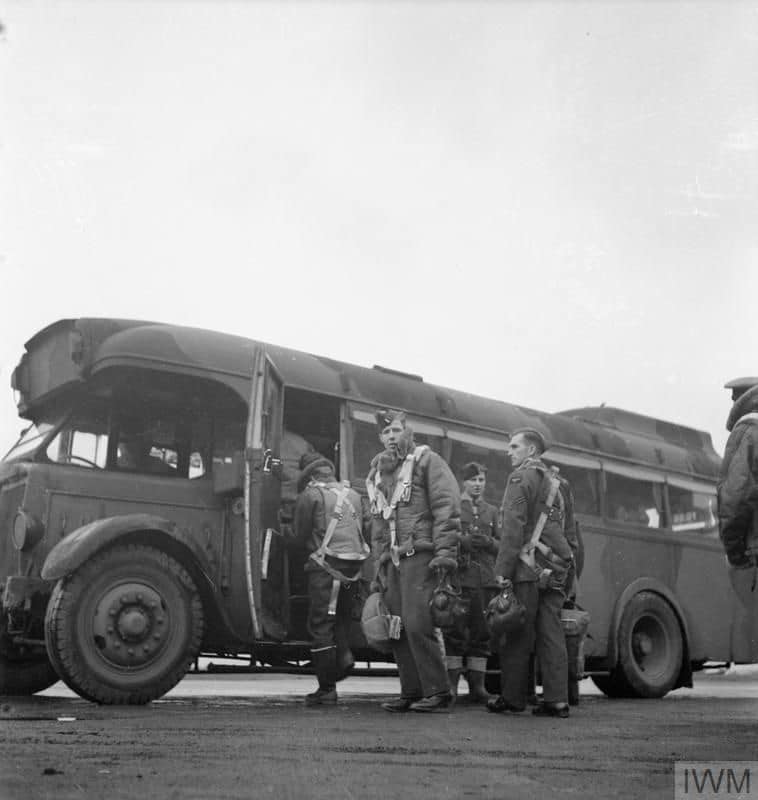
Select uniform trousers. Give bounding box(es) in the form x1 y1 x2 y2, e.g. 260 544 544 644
498 581 568 708
383 551 449 699
306 560 360 653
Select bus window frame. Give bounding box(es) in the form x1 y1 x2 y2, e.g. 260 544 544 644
543 449 602 470
339 401 351 482
350 407 446 439
601 460 666 530
544 449 603 517
665 475 718 536
447 427 510 454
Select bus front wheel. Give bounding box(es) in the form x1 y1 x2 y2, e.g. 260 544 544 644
45 543 204 704
596 591 683 699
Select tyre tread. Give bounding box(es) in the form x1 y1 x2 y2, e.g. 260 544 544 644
45 543 204 704
616 591 683 699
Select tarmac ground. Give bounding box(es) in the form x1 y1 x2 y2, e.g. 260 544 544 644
2 665 758 800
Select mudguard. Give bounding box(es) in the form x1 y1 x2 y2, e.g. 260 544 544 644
605 576 692 689
41 513 213 585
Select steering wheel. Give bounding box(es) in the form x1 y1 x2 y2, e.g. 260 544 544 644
62 454 101 469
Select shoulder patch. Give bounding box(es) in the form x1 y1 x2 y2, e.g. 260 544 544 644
509 475 522 484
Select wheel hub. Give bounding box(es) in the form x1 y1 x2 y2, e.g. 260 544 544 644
631 615 668 675
92 582 168 667
117 608 150 640
632 632 653 657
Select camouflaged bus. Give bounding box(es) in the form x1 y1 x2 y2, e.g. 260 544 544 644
1 318 749 703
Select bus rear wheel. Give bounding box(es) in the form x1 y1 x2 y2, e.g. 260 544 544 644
596 592 683 699
45 543 204 704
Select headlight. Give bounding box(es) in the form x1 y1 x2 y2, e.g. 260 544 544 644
12 510 44 551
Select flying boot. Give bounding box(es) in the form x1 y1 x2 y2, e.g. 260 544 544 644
335 628 355 682
465 657 493 704
305 646 338 706
445 655 464 706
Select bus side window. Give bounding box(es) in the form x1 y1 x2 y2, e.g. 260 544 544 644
605 472 665 529
448 440 511 507
46 415 109 469
412 432 445 454
546 462 600 515
667 484 718 535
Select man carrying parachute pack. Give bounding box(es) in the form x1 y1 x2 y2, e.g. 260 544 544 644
291 452 370 706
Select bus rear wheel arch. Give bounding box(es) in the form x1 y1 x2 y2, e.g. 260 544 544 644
593 591 684 699
45 543 204 704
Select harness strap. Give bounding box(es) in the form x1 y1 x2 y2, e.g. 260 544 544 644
519 466 563 571
327 578 341 616
308 480 368 579
366 445 429 515
310 481 369 562
365 446 429 566
318 484 350 554
309 552 363 584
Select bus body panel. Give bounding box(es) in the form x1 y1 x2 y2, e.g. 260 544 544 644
40 511 214 583
581 517 736 669
12 467 252 652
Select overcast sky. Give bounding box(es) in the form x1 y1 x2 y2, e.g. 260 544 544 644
1 1 756 458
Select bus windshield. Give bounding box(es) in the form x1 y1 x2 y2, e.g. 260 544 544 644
3 420 56 462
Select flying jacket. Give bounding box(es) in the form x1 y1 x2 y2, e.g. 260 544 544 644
718 385 758 566
367 448 460 563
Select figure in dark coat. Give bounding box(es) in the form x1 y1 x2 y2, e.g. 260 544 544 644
443 462 500 704
291 453 369 706
719 378 758 568
490 428 573 719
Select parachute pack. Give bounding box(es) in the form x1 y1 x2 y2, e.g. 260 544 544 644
309 481 369 563
307 481 370 614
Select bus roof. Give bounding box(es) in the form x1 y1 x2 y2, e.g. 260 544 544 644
12 318 721 481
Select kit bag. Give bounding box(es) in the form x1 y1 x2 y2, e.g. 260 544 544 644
429 572 470 636
485 580 527 638
361 592 398 653
560 604 590 638
561 603 591 681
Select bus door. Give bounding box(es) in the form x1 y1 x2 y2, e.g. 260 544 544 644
245 349 285 641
